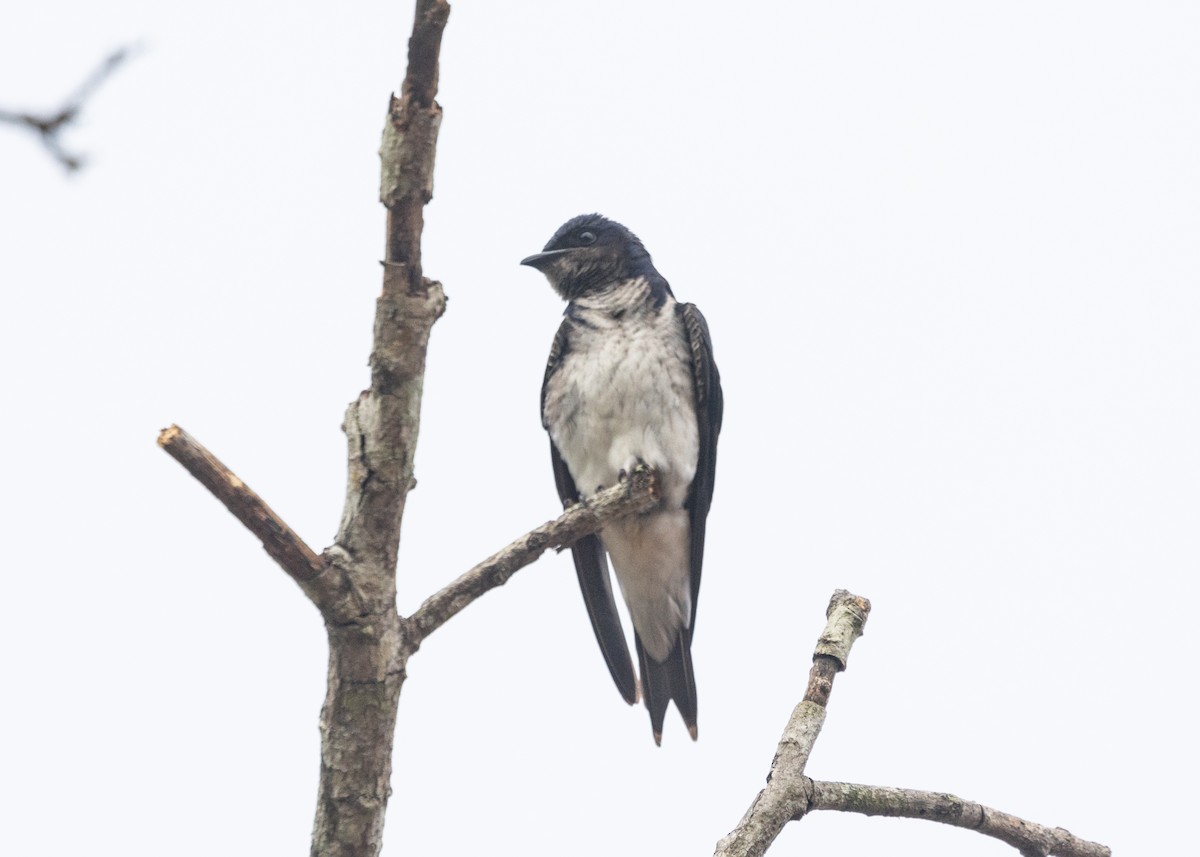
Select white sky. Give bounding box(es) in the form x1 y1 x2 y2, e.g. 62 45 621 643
2 2 1196 854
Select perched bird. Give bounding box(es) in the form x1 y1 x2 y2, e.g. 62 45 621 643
522 214 723 744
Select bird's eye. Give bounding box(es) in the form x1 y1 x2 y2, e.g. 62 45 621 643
577 230 597 245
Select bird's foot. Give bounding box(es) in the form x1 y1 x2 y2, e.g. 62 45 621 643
563 493 589 511
618 458 649 484
556 495 591 553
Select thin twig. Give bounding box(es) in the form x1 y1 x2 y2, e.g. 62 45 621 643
406 467 661 645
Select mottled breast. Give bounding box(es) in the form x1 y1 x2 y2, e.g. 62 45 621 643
543 278 700 510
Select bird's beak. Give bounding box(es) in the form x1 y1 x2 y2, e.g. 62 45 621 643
520 248 570 271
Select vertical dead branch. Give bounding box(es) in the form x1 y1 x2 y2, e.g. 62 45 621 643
309 3 450 856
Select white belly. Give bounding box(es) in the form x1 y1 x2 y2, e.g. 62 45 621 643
544 299 699 661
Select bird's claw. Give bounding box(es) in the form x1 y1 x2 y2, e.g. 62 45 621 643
619 459 649 484
563 493 589 511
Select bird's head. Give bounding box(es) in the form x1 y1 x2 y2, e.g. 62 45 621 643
521 213 657 300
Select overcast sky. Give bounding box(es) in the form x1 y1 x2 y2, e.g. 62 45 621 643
3 2 1196 854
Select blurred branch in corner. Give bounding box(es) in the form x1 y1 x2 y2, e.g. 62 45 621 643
0 45 138 173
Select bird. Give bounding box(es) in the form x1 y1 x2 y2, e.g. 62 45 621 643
522 213 723 744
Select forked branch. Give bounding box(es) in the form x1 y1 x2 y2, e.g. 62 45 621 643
160 418 659 641
160 420 660 857
715 590 1109 857
714 590 870 857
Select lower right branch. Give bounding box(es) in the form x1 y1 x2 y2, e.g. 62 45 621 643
715 590 1110 857
806 779 1110 857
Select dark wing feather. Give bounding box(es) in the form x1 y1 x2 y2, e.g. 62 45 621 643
542 319 638 705
677 303 724 636
633 303 720 743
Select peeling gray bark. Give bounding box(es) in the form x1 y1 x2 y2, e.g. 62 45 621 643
308 3 450 851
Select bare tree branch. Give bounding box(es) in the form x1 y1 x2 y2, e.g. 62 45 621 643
807 780 1111 857
309 3 451 854
160 3 451 853
716 591 1109 857
714 590 870 857
0 47 133 171
407 467 661 645
159 431 663 855
157 424 328 588
330 271 446 594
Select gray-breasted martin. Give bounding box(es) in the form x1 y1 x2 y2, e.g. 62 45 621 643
522 214 723 744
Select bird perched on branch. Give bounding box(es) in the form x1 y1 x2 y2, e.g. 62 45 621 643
522 214 723 744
